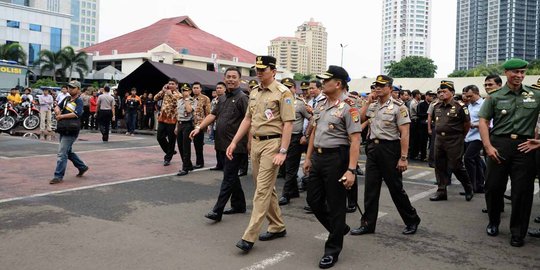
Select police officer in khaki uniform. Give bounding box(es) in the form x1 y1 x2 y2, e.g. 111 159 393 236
479 58 540 247
278 78 312 206
429 80 474 201
174 83 195 176
351 75 421 236
227 56 295 252
303 65 361 269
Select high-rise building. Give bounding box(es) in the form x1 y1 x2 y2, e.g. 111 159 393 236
0 1 71 65
295 18 327 75
268 37 308 75
1 0 100 50
455 0 540 71
380 0 432 74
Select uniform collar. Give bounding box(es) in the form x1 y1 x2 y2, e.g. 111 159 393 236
501 83 527 96
261 80 278 92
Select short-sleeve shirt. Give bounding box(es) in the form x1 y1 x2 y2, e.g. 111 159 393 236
433 99 470 135
212 88 248 152
177 97 194 122
366 97 411 141
293 96 311 134
478 84 540 137
246 80 295 136
194 94 211 126
313 93 362 148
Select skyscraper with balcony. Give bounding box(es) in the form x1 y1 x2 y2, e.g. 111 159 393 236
295 18 327 75
268 37 308 74
455 0 540 71
380 0 432 74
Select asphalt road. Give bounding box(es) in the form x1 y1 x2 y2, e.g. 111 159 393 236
0 131 539 270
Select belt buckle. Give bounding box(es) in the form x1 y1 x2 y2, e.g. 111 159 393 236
441 132 446 136
510 134 518 139
317 148 322 154
374 139 380 144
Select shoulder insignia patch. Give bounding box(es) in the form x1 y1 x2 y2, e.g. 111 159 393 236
463 106 469 115
391 97 404 106
349 108 360 123
344 98 356 107
399 106 408 118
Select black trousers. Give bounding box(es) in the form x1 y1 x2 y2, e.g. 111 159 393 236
193 130 205 166
212 152 247 215
434 134 472 192
307 146 349 257
428 125 436 165
282 134 303 198
82 106 90 129
215 149 225 169
362 140 419 231
97 109 112 141
239 153 249 173
417 122 428 160
464 140 486 192
485 136 536 239
157 122 177 161
177 121 194 170
409 120 419 158
144 111 155 130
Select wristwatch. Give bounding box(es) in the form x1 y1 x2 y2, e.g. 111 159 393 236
279 148 288 154
347 168 356 174
194 125 201 129
400 155 408 161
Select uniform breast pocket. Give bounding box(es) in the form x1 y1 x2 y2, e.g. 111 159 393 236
381 113 395 122
266 100 279 111
496 102 512 115
522 101 538 109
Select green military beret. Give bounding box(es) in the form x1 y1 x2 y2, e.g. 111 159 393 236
502 58 529 70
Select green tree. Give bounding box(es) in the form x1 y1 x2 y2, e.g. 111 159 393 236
386 56 437 78
0 43 27 64
31 78 59 88
448 70 467 77
61 46 89 82
293 73 313 81
35 49 65 82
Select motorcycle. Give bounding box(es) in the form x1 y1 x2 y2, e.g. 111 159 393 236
0 102 18 131
21 102 40 130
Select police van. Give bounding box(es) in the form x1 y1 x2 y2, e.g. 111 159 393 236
0 60 28 97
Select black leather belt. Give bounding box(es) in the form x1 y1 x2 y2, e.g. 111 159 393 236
495 134 532 140
252 134 281 141
180 120 193 124
369 139 399 144
314 147 341 154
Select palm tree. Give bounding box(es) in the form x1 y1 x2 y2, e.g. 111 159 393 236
0 43 27 64
35 49 64 82
61 46 89 82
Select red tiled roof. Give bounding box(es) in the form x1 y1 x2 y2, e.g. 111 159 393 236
82 16 256 63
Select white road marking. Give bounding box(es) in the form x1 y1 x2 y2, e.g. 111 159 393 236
0 167 211 204
0 145 161 160
408 171 432 180
314 233 328 241
240 251 294 270
409 187 439 202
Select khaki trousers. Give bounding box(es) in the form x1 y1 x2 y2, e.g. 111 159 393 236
40 109 52 131
242 137 285 242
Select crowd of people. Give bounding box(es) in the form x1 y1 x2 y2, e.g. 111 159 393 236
28 54 540 269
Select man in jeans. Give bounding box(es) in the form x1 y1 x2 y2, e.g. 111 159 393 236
154 78 182 166
50 80 88 184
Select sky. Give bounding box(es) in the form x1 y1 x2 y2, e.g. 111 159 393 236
99 0 457 78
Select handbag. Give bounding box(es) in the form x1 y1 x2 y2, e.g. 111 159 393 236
56 98 81 134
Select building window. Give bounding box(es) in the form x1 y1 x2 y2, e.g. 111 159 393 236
29 24 41 32
50 27 62 52
11 0 29 6
29 43 41 65
7 20 20 28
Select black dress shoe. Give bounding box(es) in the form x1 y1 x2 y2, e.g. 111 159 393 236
304 205 313 214
278 196 289 206
527 228 540 238
346 205 356 213
236 239 254 252
510 236 524 247
403 219 420 235
209 166 223 171
193 164 204 169
486 223 499 236
459 191 467 196
76 166 89 177
465 192 473 201
429 192 447 201
350 226 374 236
343 225 350 235
534 216 540 223
259 230 286 241
204 211 221 222
177 170 189 176
319 255 338 269
238 170 247 176
163 160 171 166
223 208 246 215
482 208 488 213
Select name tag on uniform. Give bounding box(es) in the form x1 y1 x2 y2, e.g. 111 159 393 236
265 109 274 120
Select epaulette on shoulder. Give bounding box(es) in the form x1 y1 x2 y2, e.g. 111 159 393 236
344 97 356 107
487 88 500 95
458 101 465 106
391 97 404 106
277 84 289 93
296 96 307 104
